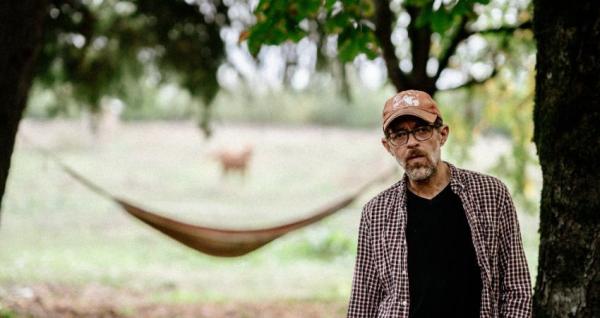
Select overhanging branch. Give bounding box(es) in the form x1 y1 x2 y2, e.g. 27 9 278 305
476 20 533 37
433 19 532 84
434 17 470 83
445 66 499 91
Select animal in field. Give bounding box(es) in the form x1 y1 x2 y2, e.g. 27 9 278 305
212 145 253 177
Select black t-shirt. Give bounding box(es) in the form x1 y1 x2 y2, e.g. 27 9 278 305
406 184 482 318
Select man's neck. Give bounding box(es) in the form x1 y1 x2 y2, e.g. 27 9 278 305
407 162 450 199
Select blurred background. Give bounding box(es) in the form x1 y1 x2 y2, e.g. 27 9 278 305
1 0 538 317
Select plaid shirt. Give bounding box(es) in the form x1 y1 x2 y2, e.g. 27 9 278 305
347 163 532 318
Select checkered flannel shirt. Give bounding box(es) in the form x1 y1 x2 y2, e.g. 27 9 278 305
347 163 532 318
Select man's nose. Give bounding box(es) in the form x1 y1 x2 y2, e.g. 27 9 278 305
406 133 419 147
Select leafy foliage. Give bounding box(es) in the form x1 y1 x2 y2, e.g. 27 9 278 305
248 0 491 63
411 0 490 33
35 0 228 133
132 0 227 105
247 0 379 62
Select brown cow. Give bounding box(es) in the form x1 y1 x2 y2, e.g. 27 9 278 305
213 145 253 177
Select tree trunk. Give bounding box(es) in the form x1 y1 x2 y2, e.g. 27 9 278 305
0 1 48 220
532 1 600 317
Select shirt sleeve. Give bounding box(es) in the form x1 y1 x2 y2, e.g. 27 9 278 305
498 187 533 318
347 205 384 317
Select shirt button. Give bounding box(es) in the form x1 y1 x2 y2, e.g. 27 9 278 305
402 270 407 275
401 300 408 306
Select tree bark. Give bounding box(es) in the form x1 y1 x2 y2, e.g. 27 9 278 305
405 5 435 94
0 1 48 220
373 0 410 92
532 1 600 317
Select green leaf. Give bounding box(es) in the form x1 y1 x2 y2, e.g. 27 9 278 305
430 10 457 33
359 0 376 17
324 12 351 34
325 0 337 10
405 0 431 6
337 22 378 62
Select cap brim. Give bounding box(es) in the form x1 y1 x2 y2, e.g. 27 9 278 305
383 109 437 131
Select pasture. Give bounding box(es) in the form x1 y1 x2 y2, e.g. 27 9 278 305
0 120 540 317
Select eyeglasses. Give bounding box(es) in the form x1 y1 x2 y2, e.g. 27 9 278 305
386 124 440 147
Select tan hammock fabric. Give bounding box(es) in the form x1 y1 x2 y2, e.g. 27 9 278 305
22 132 395 257
58 160 395 256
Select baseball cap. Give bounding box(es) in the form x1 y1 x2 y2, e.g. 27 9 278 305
382 90 442 132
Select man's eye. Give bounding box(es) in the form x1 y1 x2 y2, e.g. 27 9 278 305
395 132 408 137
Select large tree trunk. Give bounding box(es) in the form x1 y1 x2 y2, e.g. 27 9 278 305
0 1 47 220
532 1 600 317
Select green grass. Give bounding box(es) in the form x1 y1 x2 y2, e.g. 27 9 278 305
0 120 540 304
0 310 17 318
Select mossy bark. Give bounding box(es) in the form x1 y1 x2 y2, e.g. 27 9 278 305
532 1 600 317
0 1 47 218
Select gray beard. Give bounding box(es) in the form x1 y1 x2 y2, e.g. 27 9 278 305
406 164 436 181
398 156 438 181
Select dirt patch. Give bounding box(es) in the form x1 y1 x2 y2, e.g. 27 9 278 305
0 283 347 318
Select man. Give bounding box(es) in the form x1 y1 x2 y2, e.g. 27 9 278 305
347 90 532 318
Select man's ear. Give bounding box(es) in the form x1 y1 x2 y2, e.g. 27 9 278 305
381 137 393 156
439 125 449 146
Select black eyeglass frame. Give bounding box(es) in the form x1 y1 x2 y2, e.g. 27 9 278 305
385 124 443 147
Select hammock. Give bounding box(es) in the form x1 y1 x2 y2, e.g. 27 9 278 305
28 138 396 257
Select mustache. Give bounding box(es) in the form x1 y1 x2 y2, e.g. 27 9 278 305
407 150 426 159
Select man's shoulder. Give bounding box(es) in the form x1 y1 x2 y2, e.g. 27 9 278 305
453 165 510 196
362 180 402 217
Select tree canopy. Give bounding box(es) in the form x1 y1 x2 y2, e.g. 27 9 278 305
32 0 534 133
247 0 532 95
35 0 229 133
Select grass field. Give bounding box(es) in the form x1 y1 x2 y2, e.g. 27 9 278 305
0 119 540 317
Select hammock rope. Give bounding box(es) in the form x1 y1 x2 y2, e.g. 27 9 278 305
22 134 396 257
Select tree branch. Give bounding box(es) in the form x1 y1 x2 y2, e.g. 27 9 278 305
445 66 499 91
433 20 532 85
433 16 470 83
476 20 532 36
373 0 409 92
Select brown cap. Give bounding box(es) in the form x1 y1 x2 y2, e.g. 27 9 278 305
382 90 441 131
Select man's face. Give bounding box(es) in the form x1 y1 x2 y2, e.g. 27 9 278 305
381 116 449 181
